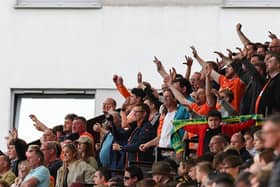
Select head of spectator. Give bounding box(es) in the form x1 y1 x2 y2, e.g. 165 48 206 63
163 89 178 110
206 110 222 130
136 178 156 187
63 113 78 134
209 135 227 153
218 89 234 104
213 152 225 172
190 72 202 91
144 97 161 116
259 148 274 169
129 88 145 106
133 103 150 126
253 130 264 152
102 98 117 113
244 130 254 153
93 167 111 186
72 116 87 135
40 128 57 144
265 51 280 77
0 155 11 176
256 44 268 56
76 135 95 162
152 161 175 184
25 145 45 169
40 141 60 166
253 61 266 76
61 143 78 165
269 38 280 53
221 155 242 179
184 159 196 182
52 125 64 140
7 138 27 162
17 160 31 181
262 114 280 153
178 159 194 178
250 54 264 64
195 162 213 184
224 64 237 79
236 171 252 187
123 165 143 187
246 43 257 59
230 133 245 151
172 75 192 96
193 88 207 106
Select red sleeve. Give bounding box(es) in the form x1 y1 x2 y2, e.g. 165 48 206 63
184 124 208 135
115 84 131 98
222 119 255 137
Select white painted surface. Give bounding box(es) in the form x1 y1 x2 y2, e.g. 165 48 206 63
0 0 280 150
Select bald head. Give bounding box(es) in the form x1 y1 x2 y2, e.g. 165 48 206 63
230 133 245 150
209 135 227 153
103 98 117 113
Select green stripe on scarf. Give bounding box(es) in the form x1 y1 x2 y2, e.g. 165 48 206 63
171 114 263 153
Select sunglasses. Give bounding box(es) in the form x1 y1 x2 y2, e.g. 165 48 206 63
123 176 131 180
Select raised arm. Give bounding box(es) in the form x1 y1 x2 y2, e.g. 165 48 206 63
153 56 169 79
29 114 48 132
205 65 216 108
190 46 207 67
236 23 251 46
183 56 193 80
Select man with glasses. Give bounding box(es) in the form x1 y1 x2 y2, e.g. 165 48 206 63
262 114 280 187
123 165 143 187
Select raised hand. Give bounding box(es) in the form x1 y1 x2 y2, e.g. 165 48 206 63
153 56 163 71
137 72 142 84
236 23 242 31
268 31 278 39
117 76 124 86
183 55 193 66
112 74 118 84
190 46 198 58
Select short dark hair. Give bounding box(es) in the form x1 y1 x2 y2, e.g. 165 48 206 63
173 75 192 95
74 116 87 124
206 110 222 120
131 88 146 100
125 165 143 181
222 155 242 168
96 167 111 182
236 171 252 186
65 113 78 121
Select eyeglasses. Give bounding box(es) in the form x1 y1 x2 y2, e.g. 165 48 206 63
123 176 131 180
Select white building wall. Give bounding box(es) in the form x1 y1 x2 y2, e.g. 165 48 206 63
0 0 280 150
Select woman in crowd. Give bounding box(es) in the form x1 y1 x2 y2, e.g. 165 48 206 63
56 143 95 187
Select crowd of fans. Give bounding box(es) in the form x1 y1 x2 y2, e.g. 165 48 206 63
0 23 280 187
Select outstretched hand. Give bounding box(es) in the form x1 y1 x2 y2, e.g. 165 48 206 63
112 74 118 84
190 46 198 58
183 55 193 66
236 23 242 31
153 56 163 72
137 72 142 84
268 31 278 40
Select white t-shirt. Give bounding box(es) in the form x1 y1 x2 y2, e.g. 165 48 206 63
159 110 176 148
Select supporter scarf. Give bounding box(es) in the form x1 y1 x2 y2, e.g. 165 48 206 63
171 114 263 153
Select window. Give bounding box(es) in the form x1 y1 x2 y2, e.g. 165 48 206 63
11 89 95 143
223 0 280 8
15 0 102 8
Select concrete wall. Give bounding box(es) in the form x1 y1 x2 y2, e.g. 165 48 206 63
0 0 279 150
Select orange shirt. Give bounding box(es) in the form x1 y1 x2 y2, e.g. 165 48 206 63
115 83 131 98
157 115 165 137
190 103 215 116
219 75 245 112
